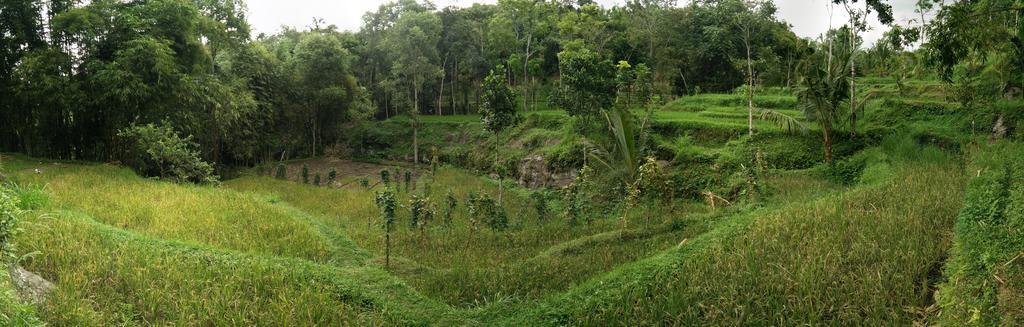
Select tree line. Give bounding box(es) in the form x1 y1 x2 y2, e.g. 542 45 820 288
1 0 1020 176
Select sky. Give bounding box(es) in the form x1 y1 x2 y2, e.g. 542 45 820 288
246 0 931 46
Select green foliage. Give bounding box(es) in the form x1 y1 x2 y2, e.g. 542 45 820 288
0 186 21 264
118 124 218 184
822 157 867 186
327 168 337 185
553 45 615 118
380 169 391 186
937 143 1024 325
563 166 596 226
404 171 412 192
481 65 521 135
530 191 550 222
409 195 434 229
314 173 321 186
467 192 507 231
443 190 458 226
359 178 370 189
275 164 287 179
301 164 310 184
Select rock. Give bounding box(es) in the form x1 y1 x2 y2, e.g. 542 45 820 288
516 155 576 189
1004 86 1022 99
992 114 1007 141
8 265 55 305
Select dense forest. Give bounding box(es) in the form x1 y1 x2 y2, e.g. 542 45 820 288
6 0 1001 171
2 0 1024 325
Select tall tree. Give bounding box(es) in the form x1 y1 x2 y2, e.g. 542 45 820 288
833 0 893 139
385 4 442 165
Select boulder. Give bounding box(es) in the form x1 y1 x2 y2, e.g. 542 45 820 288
8 265 55 305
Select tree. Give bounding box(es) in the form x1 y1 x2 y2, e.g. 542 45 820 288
481 65 521 136
290 33 361 158
118 124 219 184
833 0 893 139
625 0 676 82
732 0 777 137
385 6 442 166
375 187 397 267
797 50 850 163
492 0 555 112
554 45 615 118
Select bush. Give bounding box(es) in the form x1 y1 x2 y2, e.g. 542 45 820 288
327 168 338 184
301 164 310 184
821 157 867 185
443 190 458 226
314 173 321 186
0 186 21 264
531 191 550 222
275 164 287 179
468 193 507 231
118 124 218 184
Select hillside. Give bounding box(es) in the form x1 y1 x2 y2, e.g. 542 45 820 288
3 80 1021 325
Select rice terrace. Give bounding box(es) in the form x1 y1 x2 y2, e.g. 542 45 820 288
1 0 1022 325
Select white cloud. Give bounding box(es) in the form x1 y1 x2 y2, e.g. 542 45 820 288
245 0 931 45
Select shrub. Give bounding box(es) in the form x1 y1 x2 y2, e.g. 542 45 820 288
374 187 397 267
822 157 867 186
531 191 549 222
301 164 310 184
409 195 429 229
467 192 508 231
275 164 287 179
404 171 412 191
314 173 321 186
444 190 458 226
118 124 218 184
380 169 391 186
0 186 21 264
359 178 370 189
327 168 337 184
563 166 595 225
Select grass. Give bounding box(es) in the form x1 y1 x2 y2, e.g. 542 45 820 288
2 80 1017 325
0 270 42 326
936 142 1024 326
10 163 345 264
225 167 720 306
498 155 966 325
17 210 454 325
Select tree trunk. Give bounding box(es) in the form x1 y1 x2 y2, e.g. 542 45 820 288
413 84 419 166
452 58 458 114
849 13 858 140
523 34 533 112
438 54 448 116
823 124 834 163
746 34 755 137
385 227 391 268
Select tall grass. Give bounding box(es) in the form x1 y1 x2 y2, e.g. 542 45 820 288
10 163 338 263
502 158 966 325
226 167 719 306
937 142 1024 326
16 210 455 325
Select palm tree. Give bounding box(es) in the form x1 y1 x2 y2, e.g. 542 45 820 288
797 54 850 163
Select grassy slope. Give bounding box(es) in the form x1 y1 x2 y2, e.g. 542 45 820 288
3 156 457 325
937 142 1024 326
225 168 717 307
13 163 347 264
3 84 1013 325
492 157 966 325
